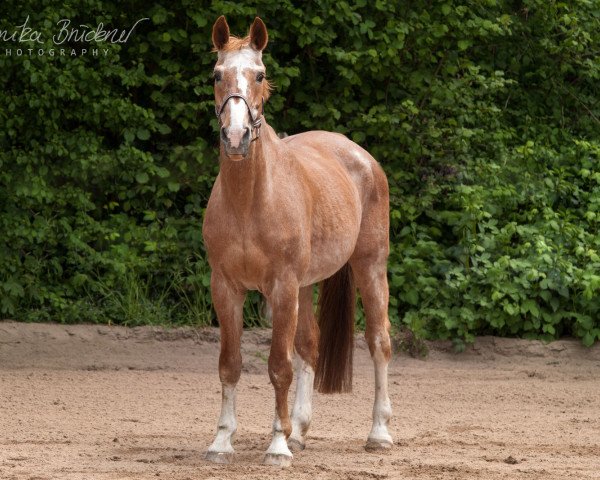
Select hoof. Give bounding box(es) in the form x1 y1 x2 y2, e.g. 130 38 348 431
263 453 293 468
287 437 305 452
365 438 393 452
205 451 234 464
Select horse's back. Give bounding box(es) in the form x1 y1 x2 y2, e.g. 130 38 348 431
283 130 388 211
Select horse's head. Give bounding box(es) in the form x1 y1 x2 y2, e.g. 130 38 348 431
212 16 270 160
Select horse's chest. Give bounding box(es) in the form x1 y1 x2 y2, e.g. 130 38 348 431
221 239 269 279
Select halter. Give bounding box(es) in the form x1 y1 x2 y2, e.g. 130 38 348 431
215 93 264 142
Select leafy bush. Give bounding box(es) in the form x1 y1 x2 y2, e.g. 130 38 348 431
0 1 598 343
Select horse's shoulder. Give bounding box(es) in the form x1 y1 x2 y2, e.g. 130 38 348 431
202 178 228 233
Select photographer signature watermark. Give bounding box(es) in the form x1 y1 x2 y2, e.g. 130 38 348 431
1 15 149 57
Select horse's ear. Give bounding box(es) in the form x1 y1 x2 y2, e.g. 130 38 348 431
249 17 268 51
212 15 230 50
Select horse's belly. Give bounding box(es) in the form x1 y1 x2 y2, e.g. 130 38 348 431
301 215 361 285
293 146 364 285
211 230 356 290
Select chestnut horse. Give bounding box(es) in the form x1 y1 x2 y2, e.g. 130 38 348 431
202 16 393 467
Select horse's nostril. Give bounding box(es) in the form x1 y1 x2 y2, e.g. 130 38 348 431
222 127 249 150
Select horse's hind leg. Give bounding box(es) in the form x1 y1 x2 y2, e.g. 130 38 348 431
349 254 394 450
263 277 299 467
288 285 318 451
206 272 245 464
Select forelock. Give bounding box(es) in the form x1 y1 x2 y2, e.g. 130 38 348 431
213 35 251 52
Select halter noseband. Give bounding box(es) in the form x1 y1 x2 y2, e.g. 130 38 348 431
215 93 264 142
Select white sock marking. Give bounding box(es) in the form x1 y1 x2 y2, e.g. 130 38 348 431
266 414 293 457
208 384 237 454
369 338 393 444
290 355 315 444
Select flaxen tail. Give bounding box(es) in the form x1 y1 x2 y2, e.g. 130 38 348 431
314 263 355 393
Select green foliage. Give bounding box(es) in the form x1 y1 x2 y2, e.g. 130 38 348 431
0 1 598 343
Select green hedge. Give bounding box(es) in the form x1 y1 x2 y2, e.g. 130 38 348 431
0 1 598 345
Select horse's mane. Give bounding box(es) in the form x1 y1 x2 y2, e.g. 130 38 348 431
213 35 273 101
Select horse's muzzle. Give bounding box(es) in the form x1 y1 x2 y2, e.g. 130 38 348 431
221 126 251 158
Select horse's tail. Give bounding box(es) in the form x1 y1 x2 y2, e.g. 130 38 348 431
315 263 355 394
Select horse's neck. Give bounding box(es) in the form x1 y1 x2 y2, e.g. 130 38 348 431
219 122 279 216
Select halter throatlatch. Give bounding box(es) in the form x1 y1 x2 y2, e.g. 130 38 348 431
215 93 264 142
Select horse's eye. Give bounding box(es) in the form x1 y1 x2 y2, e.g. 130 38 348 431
256 72 265 83
213 71 222 82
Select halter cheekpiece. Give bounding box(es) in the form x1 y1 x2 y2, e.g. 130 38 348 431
215 93 264 142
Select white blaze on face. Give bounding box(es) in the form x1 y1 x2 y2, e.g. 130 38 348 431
228 98 249 131
217 47 263 128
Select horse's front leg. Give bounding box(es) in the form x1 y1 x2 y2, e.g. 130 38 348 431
263 278 299 467
206 272 245 464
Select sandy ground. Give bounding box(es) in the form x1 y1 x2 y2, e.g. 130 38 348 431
0 321 599 480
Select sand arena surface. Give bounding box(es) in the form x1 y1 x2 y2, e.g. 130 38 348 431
0 321 599 479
